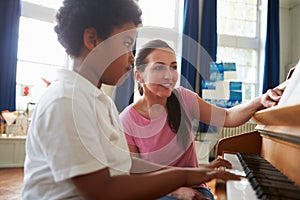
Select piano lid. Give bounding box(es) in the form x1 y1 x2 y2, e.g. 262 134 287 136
252 103 300 127
252 59 300 141
251 104 300 143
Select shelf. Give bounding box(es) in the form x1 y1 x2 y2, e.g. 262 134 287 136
0 135 26 168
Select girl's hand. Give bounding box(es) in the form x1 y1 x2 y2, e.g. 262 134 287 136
260 87 283 108
207 156 232 169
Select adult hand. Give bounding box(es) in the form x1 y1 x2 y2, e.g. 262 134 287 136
207 156 232 169
260 87 283 108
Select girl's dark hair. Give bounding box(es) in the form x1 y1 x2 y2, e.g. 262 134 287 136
54 0 142 57
135 39 192 149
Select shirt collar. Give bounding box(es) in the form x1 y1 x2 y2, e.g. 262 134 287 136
55 69 103 97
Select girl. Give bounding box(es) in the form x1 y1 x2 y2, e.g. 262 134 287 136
120 39 283 200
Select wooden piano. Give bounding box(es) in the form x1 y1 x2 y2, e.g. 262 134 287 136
215 103 300 200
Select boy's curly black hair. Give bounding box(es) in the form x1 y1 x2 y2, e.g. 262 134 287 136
54 0 142 57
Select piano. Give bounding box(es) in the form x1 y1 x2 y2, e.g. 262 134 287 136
215 103 300 200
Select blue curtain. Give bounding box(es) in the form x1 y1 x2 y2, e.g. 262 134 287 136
180 0 199 92
114 47 136 112
114 70 134 112
180 0 217 95
0 0 20 112
263 0 279 93
199 0 217 133
181 0 217 133
200 0 217 90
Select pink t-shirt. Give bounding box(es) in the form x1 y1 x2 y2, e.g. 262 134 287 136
120 87 199 168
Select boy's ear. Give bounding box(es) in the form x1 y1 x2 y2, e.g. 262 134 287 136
83 27 99 50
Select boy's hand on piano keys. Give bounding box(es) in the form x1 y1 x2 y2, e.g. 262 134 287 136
261 87 284 108
184 168 241 186
206 170 242 182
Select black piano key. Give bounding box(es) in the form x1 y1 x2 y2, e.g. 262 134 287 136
244 167 288 180
256 185 300 199
247 170 294 184
260 193 299 200
244 162 280 170
255 176 299 188
237 153 300 200
247 171 300 199
253 178 300 191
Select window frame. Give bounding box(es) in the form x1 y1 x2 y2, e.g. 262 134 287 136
16 1 69 110
217 0 265 96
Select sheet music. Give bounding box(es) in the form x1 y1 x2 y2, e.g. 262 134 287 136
277 59 300 107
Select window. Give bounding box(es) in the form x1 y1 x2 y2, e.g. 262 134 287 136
217 0 264 101
22 0 62 9
16 0 183 109
136 0 183 63
133 0 183 101
16 0 68 110
138 0 177 29
217 0 258 38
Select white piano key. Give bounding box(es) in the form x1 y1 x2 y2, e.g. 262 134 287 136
224 153 258 199
227 178 258 200
224 153 246 177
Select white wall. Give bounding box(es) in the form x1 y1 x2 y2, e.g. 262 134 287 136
290 4 300 64
280 1 300 80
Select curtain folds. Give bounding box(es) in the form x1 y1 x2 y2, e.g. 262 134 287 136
263 0 280 93
198 0 217 132
113 47 135 112
0 0 21 112
180 0 199 92
180 0 217 133
200 0 217 88
180 0 217 96
113 70 134 112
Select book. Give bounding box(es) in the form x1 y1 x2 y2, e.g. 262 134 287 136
277 59 300 107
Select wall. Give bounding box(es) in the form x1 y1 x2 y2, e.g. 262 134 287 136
280 1 300 80
290 4 300 65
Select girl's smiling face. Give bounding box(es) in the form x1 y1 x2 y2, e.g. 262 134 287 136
137 48 178 98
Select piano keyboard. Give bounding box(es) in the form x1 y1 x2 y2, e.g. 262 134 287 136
224 153 300 200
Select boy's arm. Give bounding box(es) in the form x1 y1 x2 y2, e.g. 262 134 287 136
130 156 168 174
71 165 240 200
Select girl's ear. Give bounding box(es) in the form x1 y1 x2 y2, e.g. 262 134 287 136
134 70 144 83
83 27 99 50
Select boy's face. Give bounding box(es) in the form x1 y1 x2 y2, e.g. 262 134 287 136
99 22 137 86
